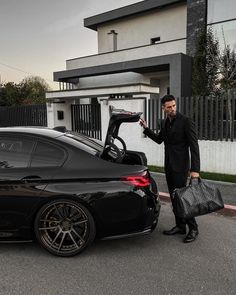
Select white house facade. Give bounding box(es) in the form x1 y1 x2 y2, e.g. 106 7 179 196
46 0 236 174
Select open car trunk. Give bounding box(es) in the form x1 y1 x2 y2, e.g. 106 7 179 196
101 108 147 166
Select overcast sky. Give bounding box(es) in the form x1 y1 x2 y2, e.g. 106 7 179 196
0 0 142 89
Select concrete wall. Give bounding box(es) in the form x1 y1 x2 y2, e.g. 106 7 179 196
47 101 72 130
97 4 187 53
66 39 186 70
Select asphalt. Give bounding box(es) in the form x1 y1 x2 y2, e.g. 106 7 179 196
151 172 236 216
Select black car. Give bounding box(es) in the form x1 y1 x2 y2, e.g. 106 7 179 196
0 109 160 256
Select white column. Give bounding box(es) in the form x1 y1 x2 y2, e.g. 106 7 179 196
46 101 72 130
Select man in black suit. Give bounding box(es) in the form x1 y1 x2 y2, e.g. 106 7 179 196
140 94 200 243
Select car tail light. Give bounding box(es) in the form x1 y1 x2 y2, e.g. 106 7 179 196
122 171 151 187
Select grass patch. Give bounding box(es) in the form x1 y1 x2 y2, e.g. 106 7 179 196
148 165 236 183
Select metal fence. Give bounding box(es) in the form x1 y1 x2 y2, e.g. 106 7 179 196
148 93 236 141
0 104 47 127
71 104 102 140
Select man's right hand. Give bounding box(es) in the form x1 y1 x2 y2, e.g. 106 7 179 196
139 118 148 129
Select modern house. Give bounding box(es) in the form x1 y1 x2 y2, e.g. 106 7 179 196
46 0 205 125
46 0 236 174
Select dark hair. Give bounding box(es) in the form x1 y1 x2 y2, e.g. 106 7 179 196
161 94 176 105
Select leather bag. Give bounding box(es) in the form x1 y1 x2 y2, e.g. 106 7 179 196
172 178 224 219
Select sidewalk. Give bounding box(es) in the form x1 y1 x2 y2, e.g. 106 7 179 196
151 172 236 217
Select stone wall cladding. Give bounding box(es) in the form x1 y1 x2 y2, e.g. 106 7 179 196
186 0 207 57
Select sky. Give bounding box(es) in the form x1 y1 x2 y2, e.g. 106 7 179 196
0 0 142 89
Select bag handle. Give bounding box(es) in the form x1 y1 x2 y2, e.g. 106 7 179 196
189 177 202 186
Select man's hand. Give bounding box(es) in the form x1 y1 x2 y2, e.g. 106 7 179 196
139 118 148 129
190 172 200 178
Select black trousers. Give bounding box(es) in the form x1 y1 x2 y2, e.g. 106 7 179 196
165 169 198 231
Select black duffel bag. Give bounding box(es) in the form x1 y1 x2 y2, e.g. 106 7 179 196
173 178 224 219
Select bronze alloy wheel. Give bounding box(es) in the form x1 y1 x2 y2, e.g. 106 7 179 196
34 199 96 257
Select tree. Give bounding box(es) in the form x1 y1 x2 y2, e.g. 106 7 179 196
20 76 51 104
0 76 50 106
192 28 208 96
218 45 236 90
192 27 220 96
193 26 236 94
192 26 236 139
0 82 21 106
218 44 236 139
205 26 221 95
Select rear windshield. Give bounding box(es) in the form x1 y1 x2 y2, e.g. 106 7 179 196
63 132 104 156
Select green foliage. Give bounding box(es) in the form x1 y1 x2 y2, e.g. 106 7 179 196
192 28 208 96
192 27 220 96
205 27 221 95
148 166 236 183
0 82 22 106
192 26 236 96
219 45 236 90
0 76 50 106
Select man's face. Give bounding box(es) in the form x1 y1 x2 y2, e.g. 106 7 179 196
162 100 177 118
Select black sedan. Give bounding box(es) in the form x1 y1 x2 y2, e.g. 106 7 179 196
0 110 160 256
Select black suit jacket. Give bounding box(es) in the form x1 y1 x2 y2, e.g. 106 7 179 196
143 112 200 173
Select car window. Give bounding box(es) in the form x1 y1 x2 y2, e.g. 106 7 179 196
30 141 65 167
64 133 103 155
0 136 34 168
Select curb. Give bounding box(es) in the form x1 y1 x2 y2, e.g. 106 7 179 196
159 192 236 217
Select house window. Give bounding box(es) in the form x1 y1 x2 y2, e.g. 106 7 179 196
210 20 236 51
208 0 236 24
151 37 161 44
108 30 118 51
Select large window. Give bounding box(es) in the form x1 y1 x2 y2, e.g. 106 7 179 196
211 20 236 51
208 0 236 24
208 0 236 51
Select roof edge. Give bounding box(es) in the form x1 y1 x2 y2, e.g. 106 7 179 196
84 0 186 31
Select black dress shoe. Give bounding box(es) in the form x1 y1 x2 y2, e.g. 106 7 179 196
163 226 186 235
184 229 199 243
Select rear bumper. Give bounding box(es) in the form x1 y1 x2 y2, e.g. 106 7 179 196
146 192 161 231
100 192 161 240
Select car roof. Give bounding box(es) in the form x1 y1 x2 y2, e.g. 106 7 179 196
0 126 64 138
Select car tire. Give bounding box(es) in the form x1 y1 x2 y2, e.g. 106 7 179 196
34 199 96 257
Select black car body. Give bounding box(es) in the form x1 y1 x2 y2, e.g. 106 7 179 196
0 110 160 256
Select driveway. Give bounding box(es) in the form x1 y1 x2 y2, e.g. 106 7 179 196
0 202 235 295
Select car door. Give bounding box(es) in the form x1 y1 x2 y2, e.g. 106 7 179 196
0 134 66 233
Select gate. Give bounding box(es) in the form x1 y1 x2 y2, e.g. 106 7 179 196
71 104 102 140
0 104 47 127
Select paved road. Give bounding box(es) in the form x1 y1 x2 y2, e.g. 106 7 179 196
0 203 235 295
151 172 236 206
